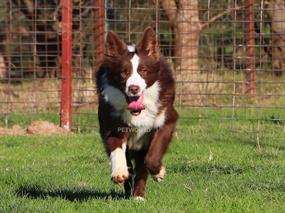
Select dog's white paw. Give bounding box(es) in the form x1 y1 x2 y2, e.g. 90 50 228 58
110 147 129 184
111 166 129 184
152 166 166 182
134 196 145 201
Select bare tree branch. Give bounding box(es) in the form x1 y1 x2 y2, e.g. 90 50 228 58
11 0 34 19
200 6 244 30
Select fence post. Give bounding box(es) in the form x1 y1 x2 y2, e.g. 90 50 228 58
247 0 256 96
94 0 105 66
61 0 73 131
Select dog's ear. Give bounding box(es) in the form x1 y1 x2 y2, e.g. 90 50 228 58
137 27 160 60
105 31 127 57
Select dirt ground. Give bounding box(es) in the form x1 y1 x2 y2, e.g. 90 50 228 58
0 121 70 136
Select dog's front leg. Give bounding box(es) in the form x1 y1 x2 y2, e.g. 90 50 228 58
145 119 177 182
105 136 129 184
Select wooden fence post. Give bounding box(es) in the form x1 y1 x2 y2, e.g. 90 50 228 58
61 0 73 131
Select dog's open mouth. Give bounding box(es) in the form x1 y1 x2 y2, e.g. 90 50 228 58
127 96 145 116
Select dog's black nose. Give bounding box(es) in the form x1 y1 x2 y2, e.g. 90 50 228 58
128 85 140 95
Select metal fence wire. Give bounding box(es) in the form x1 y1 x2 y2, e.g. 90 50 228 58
0 0 285 137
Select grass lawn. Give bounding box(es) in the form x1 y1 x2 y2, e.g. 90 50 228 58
0 110 285 212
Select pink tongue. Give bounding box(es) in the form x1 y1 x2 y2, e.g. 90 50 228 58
127 96 145 111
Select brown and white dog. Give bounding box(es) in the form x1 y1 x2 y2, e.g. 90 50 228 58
96 27 178 200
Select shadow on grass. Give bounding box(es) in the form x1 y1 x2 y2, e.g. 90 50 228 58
16 185 126 202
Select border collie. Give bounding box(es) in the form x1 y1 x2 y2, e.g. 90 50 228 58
96 27 178 200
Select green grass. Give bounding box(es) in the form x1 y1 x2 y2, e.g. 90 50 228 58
0 111 285 212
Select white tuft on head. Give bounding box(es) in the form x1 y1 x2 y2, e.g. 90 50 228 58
127 45 136 53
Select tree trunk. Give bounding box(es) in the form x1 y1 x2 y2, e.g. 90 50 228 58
0 54 7 79
266 0 285 76
160 0 202 105
175 0 200 73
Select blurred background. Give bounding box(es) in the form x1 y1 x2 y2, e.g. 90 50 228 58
0 0 284 136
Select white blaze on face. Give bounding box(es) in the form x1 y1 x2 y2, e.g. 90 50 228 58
126 54 147 96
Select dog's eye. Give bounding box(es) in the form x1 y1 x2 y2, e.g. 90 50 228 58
138 65 148 76
121 69 128 79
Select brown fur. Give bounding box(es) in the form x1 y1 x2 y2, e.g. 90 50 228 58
96 27 178 198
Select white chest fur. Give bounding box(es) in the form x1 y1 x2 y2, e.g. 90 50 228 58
102 80 166 150
128 128 152 150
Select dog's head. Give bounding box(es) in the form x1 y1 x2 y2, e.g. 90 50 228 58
103 27 161 115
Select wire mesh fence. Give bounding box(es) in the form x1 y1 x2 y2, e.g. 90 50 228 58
0 0 284 137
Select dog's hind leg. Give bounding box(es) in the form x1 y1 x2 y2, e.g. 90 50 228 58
133 151 148 199
124 153 134 198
